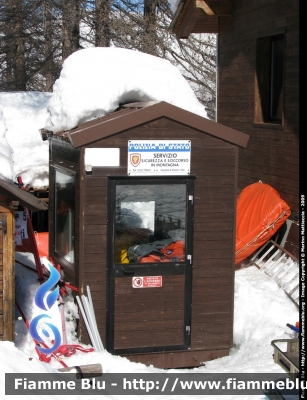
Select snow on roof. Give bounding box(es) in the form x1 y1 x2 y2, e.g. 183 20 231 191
0 92 51 187
45 47 207 133
0 47 207 186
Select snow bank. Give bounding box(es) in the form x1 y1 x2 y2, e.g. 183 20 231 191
0 92 51 186
45 47 207 132
0 106 13 181
2 262 298 385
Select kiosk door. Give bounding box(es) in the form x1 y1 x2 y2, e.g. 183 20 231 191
107 177 194 354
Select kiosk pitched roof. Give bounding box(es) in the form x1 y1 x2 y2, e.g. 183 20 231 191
52 101 249 149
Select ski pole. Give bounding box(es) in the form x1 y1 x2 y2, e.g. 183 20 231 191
286 323 300 333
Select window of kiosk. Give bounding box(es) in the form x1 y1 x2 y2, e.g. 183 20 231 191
54 169 75 266
114 183 186 264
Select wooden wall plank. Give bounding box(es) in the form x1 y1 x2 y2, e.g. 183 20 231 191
0 211 4 339
2 211 14 341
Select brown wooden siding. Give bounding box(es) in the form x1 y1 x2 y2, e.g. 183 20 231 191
0 204 3 338
0 197 15 342
217 0 299 214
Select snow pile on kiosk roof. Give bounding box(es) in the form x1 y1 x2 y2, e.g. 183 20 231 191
45 47 208 132
0 47 208 186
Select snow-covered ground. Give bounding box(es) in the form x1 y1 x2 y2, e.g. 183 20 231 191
0 252 299 399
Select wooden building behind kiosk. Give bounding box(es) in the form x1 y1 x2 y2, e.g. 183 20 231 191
46 101 249 368
0 178 48 342
170 0 299 216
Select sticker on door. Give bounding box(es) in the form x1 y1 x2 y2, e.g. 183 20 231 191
132 276 162 288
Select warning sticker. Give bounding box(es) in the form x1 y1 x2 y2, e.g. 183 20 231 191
132 276 162 288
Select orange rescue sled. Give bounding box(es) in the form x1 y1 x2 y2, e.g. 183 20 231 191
235 182 291 264
16 232 49 258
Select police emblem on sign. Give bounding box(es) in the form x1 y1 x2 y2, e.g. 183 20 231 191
130 153 141 167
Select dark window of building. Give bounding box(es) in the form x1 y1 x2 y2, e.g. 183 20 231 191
255 34 285 124
54 169 75 266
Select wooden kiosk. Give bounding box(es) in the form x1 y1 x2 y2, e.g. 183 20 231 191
46 101 249 368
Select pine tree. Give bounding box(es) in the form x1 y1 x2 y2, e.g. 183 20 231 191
62 0 81 60
0 0 216 118
1 0 26 90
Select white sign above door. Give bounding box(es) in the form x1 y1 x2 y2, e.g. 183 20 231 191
128 140 191 176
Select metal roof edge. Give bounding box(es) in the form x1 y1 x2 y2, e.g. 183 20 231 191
169 0 187 32
160 102 249 148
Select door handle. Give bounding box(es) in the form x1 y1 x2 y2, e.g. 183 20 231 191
122 268 134 276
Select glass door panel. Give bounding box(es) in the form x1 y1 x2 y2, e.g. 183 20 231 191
107 177 194 354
